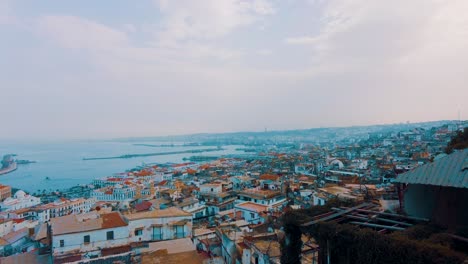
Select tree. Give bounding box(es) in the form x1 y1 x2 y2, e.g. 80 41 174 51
445 127 468 154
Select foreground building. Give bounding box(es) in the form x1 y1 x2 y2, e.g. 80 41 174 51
395 149 468 229
125 207 193 242
50 211 129 262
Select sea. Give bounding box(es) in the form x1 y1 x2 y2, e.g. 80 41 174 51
0 140 244 193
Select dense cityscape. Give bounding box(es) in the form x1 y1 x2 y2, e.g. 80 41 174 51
0 121 467 263
3 1 468 263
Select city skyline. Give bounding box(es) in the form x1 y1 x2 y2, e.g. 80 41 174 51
1 0 468 139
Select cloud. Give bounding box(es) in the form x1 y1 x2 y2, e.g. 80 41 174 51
258 49 272 55
285 36 318 45
38 15 128 51
2 0 468 139
153 0 274 42
0 0 16 25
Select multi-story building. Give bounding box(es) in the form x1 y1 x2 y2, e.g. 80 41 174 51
0 190 41 212
176 198 208 222
91 185 136 202
35 197 97 219
198 183 237 216
236 189 287 212
51 211 130 262
234 202 268 224
125 207 193 242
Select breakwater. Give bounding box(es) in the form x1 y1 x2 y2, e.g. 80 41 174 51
83 147 224 161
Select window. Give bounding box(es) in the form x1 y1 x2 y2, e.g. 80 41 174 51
60 240 64 247
84 235 90 244
134 228 143 236
174 225 185 239
106 231 114 240
250 212 255 219
152 227 162 240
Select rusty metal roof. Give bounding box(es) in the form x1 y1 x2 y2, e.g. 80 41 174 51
395 149 468 188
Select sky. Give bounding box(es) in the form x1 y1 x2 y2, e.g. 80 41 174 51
1 0 467 140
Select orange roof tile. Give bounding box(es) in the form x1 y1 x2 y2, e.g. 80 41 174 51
236 202 268 213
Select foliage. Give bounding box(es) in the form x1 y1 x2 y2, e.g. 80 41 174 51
445 127 468 154
281 203 467 264
307 222 466 264
279 198 356 264
280 212 303 264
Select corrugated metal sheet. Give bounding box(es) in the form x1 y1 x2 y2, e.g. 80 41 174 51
395 149 468 188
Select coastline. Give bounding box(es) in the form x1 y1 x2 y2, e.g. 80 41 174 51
0 162 17 175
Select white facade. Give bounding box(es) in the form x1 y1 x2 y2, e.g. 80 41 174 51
48 198 96 218
153 172 173 182
125 208 192 243
91 185 136 202
50 212 129 258
234 202 267 224
199 184 222 194
52 226 129 257
127 215 192 243
0 190 41 212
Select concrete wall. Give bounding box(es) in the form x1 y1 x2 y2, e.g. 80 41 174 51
403 184 438 219
404 184 468 228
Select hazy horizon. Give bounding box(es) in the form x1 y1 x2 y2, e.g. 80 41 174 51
2 0 468 140
0 118 462 142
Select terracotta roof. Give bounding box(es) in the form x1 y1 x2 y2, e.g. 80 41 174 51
102 212 128 229
2 228 28 243
239 189 282 199
135 201 152 212
51 212 128 236
259 174 279 181
235 202 268 213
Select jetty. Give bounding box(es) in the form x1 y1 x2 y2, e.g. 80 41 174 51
83 147 224 161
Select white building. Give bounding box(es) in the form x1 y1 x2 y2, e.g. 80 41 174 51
236 189 288 212
125 207 193 243
36 197 97 219
91 184 136 202
234 202 268 224
176 198 207 221
0 190 41 212
199 183 223 194
50 211 129 260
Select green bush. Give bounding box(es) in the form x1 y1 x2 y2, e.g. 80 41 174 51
281 207 467 264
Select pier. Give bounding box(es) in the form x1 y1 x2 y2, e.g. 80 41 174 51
82 147 224 161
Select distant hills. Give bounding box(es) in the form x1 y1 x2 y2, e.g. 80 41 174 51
113 120 465 145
